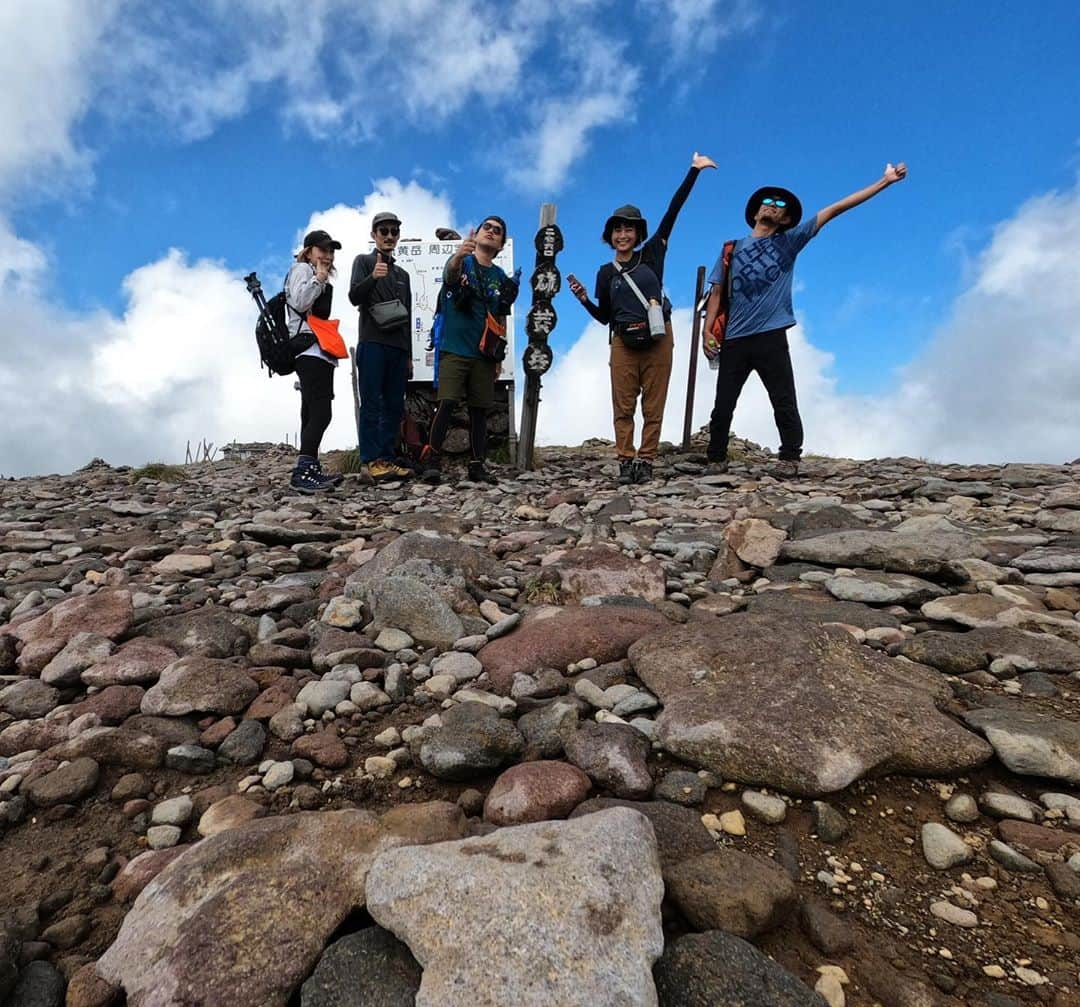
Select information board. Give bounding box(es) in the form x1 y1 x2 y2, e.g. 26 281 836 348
365 238 516 384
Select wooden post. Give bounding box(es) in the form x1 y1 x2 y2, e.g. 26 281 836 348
349 347 362 451
682 266 707 451
516 203 560 471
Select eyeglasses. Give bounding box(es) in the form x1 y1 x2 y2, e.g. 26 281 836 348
377 226 400 237
761 197 787 208
480 221 504 236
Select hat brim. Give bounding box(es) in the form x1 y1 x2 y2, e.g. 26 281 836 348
602 215 649 246
313 240 342 251
745 187 802 230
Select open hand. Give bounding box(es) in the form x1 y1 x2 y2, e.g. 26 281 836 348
884 162 908 183
692 151 718 170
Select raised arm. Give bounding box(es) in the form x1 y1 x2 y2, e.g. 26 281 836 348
815 162 908 230
654 151 717 244
444 230 477 287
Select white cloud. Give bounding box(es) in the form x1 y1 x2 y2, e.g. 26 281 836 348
658 0 762 60
537 179 1080 465
0 179 459 478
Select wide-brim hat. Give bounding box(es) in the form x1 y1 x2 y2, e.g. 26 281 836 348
745 187 802 230
603 204 648 246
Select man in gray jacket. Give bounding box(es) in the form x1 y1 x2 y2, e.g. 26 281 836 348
349 211 414 480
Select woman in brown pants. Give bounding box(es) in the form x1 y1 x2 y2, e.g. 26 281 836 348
568 151 715 484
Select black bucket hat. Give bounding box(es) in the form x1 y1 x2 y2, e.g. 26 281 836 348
602 204 648 246
745 187 802 230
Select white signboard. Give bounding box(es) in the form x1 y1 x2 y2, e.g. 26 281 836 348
366 238 516 384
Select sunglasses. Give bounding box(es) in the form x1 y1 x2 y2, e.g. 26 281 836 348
377 226 400 237
480 221 504 236
760 197 788 208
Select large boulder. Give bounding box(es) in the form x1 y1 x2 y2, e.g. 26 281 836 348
778 529 987 581
4 589 133 674
141 657 259 717
351 576 464 651
94 810 431 1007
366 807 664 1007
825 570 945 605
0 678 60 720
345 530 500 586
745 591 900 630
81 638 180 687
543 545 666 603
134 606 252 658
654 931 825 1007
629 613 991 796
47 727 166 770
564 722 653 799
479 605 668 694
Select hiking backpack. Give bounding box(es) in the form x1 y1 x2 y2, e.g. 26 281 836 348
244 272 297 377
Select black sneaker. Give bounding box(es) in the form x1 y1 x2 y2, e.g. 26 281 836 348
289 457 330 495
617 459 635 485
705 460 729 475
467 461 498 485
770 459 800 479
634 459 654 484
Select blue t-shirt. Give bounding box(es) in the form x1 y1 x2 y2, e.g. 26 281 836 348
708 217 819 340
439 256 508 359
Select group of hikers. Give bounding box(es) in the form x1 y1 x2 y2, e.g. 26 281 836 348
281 152 907 494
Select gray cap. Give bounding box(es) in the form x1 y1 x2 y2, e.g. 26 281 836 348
372 211 401 229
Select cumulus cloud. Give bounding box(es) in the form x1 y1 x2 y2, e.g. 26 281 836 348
0 180 459 477
538 180 1080 465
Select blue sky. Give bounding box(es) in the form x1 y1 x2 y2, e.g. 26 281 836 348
2 0 1080 475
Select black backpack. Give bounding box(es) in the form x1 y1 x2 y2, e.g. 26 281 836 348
244 272 297 377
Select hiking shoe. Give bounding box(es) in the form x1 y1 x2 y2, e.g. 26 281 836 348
419 447 442 485
634 459 654 484
617 459 636 485
289 457 330 495
314 458 344 486
369 459 408 481
467 461 498 485
770 459 800 479
385 460 414 479
705 460 729 475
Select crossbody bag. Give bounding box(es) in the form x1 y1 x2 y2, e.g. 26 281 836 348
463 256 508 362
613 261 666 351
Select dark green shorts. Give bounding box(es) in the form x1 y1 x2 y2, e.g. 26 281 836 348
437 351 497 408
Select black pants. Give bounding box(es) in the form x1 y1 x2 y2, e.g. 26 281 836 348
295 355 335 458
707 328 803 462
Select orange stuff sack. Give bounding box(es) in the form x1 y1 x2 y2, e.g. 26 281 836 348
306 316 347 359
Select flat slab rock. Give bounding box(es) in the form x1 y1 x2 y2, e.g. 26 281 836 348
543 545 667 604
479 604 668 694
95 805 466 1007
745 590 900 630
629 612 992 796
779 528 987 581
366 806 665 1007
963 707 1080 785
897 626 1080 675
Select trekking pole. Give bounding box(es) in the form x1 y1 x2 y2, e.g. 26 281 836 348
681 266 707 452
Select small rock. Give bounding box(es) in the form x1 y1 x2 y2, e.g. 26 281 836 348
147 825 182 850
741 790 787 824
930 900 978 928
921 822 974 870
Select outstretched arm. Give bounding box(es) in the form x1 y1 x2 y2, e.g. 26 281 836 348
815 162 907 230
654 151 717 244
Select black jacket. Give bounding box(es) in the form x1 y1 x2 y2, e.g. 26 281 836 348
349 252 413 351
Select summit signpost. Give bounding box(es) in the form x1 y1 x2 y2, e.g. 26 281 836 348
517 204 561 470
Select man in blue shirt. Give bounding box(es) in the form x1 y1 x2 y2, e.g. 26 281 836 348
703 162 908 477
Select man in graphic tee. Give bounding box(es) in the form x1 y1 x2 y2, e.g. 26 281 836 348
703 162 908 478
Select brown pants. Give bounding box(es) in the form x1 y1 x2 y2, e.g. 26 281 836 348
609 324 674 460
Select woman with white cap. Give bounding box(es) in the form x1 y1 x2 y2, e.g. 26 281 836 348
568 152 716 485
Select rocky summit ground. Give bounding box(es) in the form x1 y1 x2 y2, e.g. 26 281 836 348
1 434 1079 1007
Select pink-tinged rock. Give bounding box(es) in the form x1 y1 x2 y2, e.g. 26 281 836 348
112 846 192 901
69 686 146 725
723 518 788 569
197 795 266 838
0 716 70 757
141 656 259 717
291 730 349 769
4 589 133 675
543 546 666 604
40 633 115 686
480 605 668 695
94 811 425 1007
66 962 121 1007
199 717 236 747
244 679 301 720
483 761 592 826
82 639 179 688
47 726 165 771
